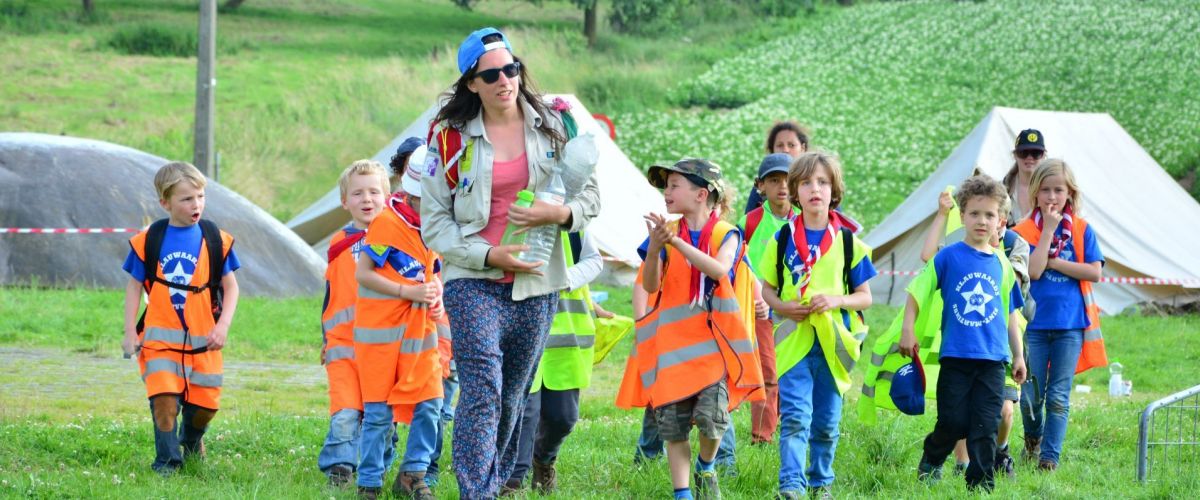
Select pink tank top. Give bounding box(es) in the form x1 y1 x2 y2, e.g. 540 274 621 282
480 152 529 283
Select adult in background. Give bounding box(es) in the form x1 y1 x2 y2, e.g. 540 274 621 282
1001 129 1047 222
743 121 810 214
420 27 600 499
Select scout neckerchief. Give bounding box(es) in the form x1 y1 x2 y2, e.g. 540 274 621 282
788 214 838 298
390 192 421 230
678 210 720 308
1032 202 1073 258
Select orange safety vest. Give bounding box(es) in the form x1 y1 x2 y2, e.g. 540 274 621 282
354 207 444 424
1013 215 1108 374
322 227 364 415
130 228 234 410
616 220 763 410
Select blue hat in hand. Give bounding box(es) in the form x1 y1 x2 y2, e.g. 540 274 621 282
890 356 926 415
457 27 514 75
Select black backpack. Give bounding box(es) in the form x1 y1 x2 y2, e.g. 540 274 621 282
135 218 225 336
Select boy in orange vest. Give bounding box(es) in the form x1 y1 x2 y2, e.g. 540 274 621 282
317 159 391 486
121 161 241 474
354 147 445 500
616 159 763 500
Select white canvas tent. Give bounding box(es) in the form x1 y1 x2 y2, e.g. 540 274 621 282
865 107 1200 314
287 94 664 278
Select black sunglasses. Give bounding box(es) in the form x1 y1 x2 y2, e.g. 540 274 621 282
1016 150 1044 159
476 62 521 84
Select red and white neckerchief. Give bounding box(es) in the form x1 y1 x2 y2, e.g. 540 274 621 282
390 192 422 230
678 210 720 308
788 218 837 298
1033 203 1073 258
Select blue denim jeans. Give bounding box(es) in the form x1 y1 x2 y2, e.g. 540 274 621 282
148 396 211 472
427 375 458 479
778 341 842 492
634 406 736 465
1020 329 1083 464
442 369 459 422
318 408 361 474
358 402 395 488
402 398 444 473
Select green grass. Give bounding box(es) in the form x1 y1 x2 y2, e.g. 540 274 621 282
2 285 1199 497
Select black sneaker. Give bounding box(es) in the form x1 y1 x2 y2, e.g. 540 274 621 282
357 486 381 500
994 446 1016 478
810 486 834 499
328 464 354 487
917 460 943 484
952 462 967 476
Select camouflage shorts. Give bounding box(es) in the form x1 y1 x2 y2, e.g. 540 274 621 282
653 381 729 442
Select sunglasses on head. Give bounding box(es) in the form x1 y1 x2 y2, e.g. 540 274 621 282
1017 150 1044 159
475 62 521 84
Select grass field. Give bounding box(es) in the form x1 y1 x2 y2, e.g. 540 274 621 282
2 285 1198 498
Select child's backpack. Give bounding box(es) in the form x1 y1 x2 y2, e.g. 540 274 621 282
135 219 225 336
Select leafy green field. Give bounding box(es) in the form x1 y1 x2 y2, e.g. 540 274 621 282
2 286 1198 498
617 0 1200 228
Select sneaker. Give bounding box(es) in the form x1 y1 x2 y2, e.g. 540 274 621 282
357 486 381 500
1037 460 1057 472
994 447 1016 478
392 471 435 500
182 440 206 461
328 464 354 487
424 473 439 488
810 486 834 499
499 477 524 497
1022 436 1042 462
917 460 943 484
531 459 558 494
952 462 967 476
693 470 722 500
776 491 802 500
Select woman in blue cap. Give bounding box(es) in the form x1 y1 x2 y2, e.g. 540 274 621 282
419 27 600 499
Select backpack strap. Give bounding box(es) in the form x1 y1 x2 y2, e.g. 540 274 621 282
841 227 853 294
567 230 583 265
744 207 764 242
136 219 170 334
775 223 791 292
199 219 225 322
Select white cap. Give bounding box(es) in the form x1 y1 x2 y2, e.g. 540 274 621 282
402 146 428 197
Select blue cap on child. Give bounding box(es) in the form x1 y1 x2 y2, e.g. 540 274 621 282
457 27 514 75
890 356 926 416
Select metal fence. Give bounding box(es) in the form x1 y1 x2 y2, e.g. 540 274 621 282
1137 384 1200 483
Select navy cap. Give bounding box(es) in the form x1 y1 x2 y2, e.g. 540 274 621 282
890 356 926 416
395 137 426 158
756 153 792 181
1014 128 1046 152
457 27 514 75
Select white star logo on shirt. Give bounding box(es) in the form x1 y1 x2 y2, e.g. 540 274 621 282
960 281 994 317
162 261 192 299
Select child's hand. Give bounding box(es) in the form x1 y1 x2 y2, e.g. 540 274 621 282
121 329 140 357
593 302 616 319
1042 204 1063 228
644 213 673 249
755 298 771 320
899 329 919 358
1012 358 1027 385
937 191 954 216
776 301 811 322
808 294 843 314
209 323 229 351
402 283 438 305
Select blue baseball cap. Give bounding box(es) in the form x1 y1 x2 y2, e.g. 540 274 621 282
457 27 514 75
890 356 926 416
756 153 792 181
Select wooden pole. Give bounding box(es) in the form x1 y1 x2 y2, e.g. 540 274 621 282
194 0 217 178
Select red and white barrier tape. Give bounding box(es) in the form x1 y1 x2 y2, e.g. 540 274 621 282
1 227 141 234
877 270 1200 286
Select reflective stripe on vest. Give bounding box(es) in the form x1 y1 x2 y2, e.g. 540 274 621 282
401 329 439 354
355 325 407 344
322 306 355 335
324 345 355 365
774 317 861 374
357 285 393 301
142 358 223 388
143 327 208 350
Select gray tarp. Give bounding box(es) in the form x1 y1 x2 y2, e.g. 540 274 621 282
0 133 324 296
865 107 1200 313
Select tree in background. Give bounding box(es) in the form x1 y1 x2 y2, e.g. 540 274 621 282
453 0 600 48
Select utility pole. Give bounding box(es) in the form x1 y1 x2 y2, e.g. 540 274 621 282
194 0 217 179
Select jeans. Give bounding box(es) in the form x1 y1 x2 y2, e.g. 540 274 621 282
634 405 736 466
778 341 842 493
358 402 396 488
921 357 1005 491
401 398 444 473
148 396 211 472
427 375 458 478
1020 329 1084 464
510 388 580 482
318 408 361 474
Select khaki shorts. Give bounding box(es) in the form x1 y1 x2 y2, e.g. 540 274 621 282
654 381 729 442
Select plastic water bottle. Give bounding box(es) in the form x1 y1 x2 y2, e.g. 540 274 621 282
500 190 535 254
519 168 566 265
559 132 598 198
1108 362 1124 397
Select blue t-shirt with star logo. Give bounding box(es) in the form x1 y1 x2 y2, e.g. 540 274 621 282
934 242 1023 362
1027 224 1103 331
123 224 241 325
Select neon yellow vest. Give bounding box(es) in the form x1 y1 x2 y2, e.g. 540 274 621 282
772 228 872 395
530 232 597 392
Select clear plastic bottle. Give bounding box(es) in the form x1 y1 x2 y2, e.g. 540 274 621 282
559 131 598 198
500 190 535 255
1108 362 1124 397
519 167 566 265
